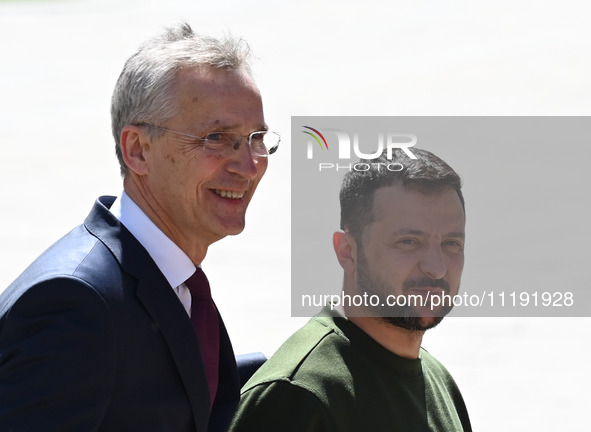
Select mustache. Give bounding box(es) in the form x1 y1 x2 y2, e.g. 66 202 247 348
403 277 450 291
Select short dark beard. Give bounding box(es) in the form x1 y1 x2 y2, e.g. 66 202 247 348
381 315 443 332
355 247 454 332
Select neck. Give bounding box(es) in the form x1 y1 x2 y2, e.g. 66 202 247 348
123 176 210 266
348 315 424 359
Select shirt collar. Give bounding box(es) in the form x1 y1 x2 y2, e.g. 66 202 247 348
110 191 196 288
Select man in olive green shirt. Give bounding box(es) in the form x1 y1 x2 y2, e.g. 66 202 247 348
230 148 472 431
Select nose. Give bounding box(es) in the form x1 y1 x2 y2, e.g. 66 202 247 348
418 244 447 280
227 136 263 180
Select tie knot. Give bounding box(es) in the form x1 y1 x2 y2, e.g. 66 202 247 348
185 267 211 300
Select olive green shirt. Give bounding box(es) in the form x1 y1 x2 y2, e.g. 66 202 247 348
230 309 471 432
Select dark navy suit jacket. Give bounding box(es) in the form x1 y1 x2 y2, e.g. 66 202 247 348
0 196 240 431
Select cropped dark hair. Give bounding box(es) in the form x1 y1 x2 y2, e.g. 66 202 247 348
340 148 464 243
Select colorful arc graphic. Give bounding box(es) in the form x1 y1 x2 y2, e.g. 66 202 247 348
302 126 328 150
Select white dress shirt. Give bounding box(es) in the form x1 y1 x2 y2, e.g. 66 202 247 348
109 191 195 315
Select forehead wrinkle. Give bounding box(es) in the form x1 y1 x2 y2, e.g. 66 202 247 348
368 193 465 243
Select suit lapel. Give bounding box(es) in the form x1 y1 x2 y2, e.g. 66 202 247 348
208 312 240 432
135 276 211 431
85 196 211 431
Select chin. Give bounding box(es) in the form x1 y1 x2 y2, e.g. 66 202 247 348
224 228 245 237
417 316 444 330
219 223 246 237
382 314 444 332
213 214 247 234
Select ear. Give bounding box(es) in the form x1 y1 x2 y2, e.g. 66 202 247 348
120 125 150 176
333 231 357 275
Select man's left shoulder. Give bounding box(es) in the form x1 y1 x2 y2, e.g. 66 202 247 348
420 348 473 431
420 348 450 371
419 347 463 388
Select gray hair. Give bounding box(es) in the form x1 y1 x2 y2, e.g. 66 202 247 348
111 22 253 176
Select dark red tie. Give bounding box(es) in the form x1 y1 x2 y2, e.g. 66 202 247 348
185 267 220 408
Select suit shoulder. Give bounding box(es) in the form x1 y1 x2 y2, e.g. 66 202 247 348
0 273 112 320
1 224 124 315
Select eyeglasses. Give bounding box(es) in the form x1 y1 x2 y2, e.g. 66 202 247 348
138 123 280 157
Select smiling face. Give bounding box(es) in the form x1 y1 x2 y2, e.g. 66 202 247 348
354 184 466 330
133 67 268 258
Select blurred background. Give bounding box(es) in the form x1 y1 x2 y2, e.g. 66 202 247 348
1 0 589 430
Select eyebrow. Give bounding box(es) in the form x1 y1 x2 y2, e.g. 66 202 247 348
447 231 466 239
204 120 268 132
395 228 465 239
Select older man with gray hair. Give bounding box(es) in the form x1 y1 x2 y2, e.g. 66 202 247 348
0 22 279 432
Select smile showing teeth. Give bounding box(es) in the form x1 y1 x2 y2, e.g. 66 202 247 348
213 189 245 199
